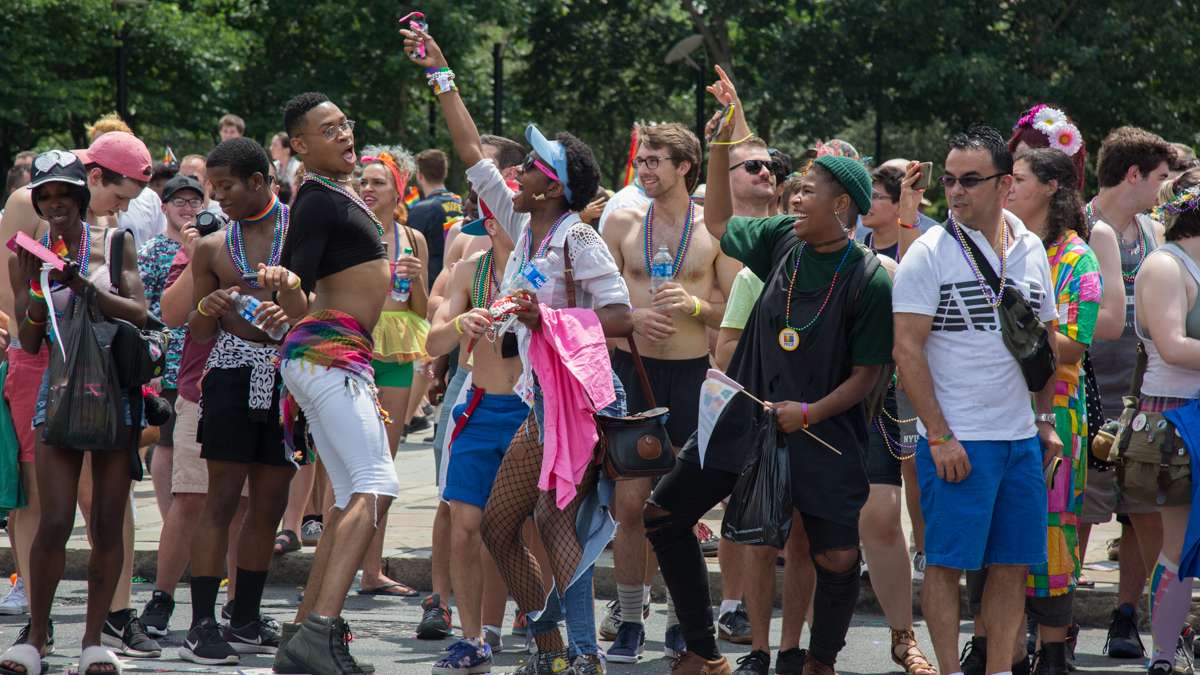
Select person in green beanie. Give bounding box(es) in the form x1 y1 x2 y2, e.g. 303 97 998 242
642 66 893 675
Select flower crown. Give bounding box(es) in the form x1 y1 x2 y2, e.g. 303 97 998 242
1153 185 1200 223
1015 104 1083 158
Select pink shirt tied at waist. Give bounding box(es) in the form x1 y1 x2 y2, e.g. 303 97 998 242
529 305 616 508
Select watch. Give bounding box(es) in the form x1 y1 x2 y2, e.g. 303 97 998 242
1035 413 1056 425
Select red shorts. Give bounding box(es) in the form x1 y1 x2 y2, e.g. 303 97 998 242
5 345 49 463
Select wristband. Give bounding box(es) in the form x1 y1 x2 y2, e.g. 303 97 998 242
800 402 809 429
28 287 45 301
454 315 464 335
898 219 917 229
690 296 702 317
710 132 754 147
928 432 955 446
197 298 213 318
427 68 457 95
288 274 302 290
24 315 45 327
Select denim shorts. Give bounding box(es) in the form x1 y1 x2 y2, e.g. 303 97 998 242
916 436 1048 571
532 372 627 441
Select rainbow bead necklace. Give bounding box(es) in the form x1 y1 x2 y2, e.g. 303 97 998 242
783 241 853 333
227 198 288 288
304 172 384 238
641 200 695 280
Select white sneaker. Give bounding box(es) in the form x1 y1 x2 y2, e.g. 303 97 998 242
912 551 926 582
0 578 29 615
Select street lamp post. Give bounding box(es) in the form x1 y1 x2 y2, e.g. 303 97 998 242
665 34 707 144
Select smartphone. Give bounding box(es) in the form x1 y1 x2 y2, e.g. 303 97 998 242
6 232 65 271
400 11 428 58
914 161 933 190
1044 455 1062 488
706 103 734 143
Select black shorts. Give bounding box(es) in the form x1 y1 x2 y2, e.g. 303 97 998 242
866 388 910 486
198 367 289 466
157 388 179 448
611 349 707 447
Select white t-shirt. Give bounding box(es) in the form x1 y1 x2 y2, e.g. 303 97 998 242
892 210 1058 441
117 187 167 249
597 183 650 235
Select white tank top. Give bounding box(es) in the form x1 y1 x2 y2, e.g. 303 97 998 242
1137 242 1200 399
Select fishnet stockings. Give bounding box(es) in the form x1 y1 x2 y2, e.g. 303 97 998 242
481 412 595 640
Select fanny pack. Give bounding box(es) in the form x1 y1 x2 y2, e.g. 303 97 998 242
956 222 1056 391
561 237 673 480
1113 404 1191 507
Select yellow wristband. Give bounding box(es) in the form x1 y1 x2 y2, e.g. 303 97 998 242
197 298 213 317
24 315 46 327
288 274 301 290
710 132 755 147
454 315 464 335
690 296 702 317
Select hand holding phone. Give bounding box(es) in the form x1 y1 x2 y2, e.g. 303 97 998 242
915 161 933 191
6 232 65 271
399 11 428 58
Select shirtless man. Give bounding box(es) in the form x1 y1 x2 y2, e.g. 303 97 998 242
601 122 740 662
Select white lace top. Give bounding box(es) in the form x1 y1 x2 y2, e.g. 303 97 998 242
466 159 631 401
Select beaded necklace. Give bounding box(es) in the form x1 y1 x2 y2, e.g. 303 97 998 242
518 211 571 271
778 241 853 351
641 201 695 280
304 172 384 237
472 250 498 309
1087 199 1146 283
949 213 1008 309
875 417 916 460
227 198 287 289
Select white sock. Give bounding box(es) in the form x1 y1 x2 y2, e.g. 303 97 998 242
988 672 1011 675
617 584 645 626
719 599 740 616
945 672 964 675
643 584 652 606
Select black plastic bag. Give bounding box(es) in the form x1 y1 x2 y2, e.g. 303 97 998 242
42 288 125 450
721 410 793 548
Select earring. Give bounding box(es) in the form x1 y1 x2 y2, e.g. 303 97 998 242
834 209 844 224
533 193 547 201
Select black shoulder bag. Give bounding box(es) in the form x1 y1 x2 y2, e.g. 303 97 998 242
108 229 169 388
957 224 1056 391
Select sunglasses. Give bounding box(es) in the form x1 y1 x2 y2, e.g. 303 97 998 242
940 172 1008 189
521 154 560 184
729 159 781 176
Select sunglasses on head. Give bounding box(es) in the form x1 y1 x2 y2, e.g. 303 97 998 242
940 172 1008 189
729 159 780 176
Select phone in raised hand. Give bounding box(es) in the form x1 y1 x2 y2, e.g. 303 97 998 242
914 161 933 190
707 103 734 143
399 11 428 58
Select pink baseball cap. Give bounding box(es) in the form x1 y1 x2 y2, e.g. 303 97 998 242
75 132 153 182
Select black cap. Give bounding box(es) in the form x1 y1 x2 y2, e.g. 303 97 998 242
27 150 87 190
161 174 205 202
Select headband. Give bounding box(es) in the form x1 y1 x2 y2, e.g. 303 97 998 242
1153 185 1200 225
362 152 406 192
1015 104 1083 157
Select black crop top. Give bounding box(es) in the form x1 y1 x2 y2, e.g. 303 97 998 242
281 181 386 293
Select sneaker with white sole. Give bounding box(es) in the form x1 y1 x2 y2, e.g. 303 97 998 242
0 578 28 616
301 519 324 546
180 617 239 666
484 626 504 654
432 638 492 674
101 609 162 658
224 617 281 655
912 551 926 582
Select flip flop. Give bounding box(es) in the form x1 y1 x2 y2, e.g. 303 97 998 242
274 529 301 555
357 582 419 597
79 645 122 674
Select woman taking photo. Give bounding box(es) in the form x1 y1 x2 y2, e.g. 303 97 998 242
1 151 148 675
1007 148 1101 675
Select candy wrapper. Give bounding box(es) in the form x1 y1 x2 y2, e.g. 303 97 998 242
468 290 532 354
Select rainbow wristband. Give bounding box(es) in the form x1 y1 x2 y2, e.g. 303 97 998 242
801 402 809 429
928 432 955 446
28 287 45 301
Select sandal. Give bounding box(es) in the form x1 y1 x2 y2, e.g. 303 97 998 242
79 645 122 674
891 628 936 675
0 645 42 675
358 581 419 597
274 529 301 555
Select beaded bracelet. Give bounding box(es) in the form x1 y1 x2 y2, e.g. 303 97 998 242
426 68 457 95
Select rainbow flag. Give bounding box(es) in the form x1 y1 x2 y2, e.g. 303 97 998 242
403 185 422 207
622 125 639 187
162 146 177 165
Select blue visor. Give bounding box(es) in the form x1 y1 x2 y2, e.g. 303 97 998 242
525 124 572 203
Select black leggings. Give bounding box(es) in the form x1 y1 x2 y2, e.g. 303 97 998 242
645 458 861 666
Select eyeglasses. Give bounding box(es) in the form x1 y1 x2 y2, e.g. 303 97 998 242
729 159 781 176
169 197 203 209
521 153 560 184
634 156 673 171
939 172 1008 189
308 119 356 141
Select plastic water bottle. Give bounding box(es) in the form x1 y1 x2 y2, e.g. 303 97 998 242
231 291 289 341
391 247 413 302
649 245 673 296
516 251 559 292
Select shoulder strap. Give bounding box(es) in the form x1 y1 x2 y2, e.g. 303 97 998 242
955 223 1002 294
853 245 882 303
1158 243 1200 287
109 227 126 292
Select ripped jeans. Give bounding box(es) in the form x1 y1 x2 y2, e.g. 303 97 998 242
280 360 401 509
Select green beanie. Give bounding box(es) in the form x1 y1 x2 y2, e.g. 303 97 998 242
814 155 873 216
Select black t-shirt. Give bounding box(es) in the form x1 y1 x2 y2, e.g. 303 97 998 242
407 189 463 286
280 181 385 293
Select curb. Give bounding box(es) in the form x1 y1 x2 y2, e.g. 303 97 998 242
9 548 1138 628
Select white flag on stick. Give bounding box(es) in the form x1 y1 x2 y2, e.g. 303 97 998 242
697 369 752 467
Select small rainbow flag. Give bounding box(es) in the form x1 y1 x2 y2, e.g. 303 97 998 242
162 146 177 166
622 125 639 187
403 185 422 207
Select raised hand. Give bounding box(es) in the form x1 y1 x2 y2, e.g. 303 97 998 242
399 25 448 70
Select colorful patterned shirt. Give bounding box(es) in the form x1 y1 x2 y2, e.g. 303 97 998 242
1027 230 1102 597
138 234 186 389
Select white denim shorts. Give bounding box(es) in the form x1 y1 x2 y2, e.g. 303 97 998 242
281 360 400 509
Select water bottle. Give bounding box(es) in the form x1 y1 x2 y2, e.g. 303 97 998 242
231 291 289 341
391 247 413 302
515 251 559 292
649 245 674 296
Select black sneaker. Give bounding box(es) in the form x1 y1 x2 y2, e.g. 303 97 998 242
1032 642 1068 675
775 648 806 675
1065 623 1079 671
1149 660 1173 675
1013 654 1031 675
406 415 431 434
273 613 369 674
1105 604 1146 659
224 617 281 655
960 636 987 675
733 650 769 675
221 599 233 624
717 603 752 645
180 617 239 666
13 618 53 656
141 590 174 638
418 593 453 640
102 609 162 658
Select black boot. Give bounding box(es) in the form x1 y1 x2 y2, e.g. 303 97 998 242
960 636 986 675
1032 642 1068 675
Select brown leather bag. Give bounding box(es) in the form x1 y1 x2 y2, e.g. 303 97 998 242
562 237 674 480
